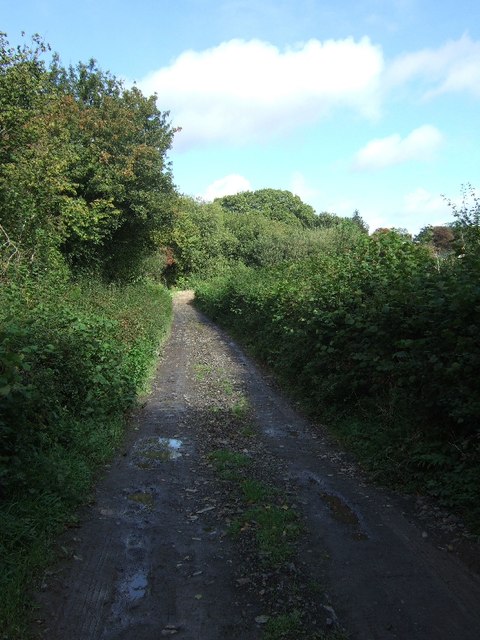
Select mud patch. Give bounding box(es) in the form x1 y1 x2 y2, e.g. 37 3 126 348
319 492 368 540
127 492 155 509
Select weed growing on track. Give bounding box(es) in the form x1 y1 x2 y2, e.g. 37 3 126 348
209 447 300 566
232 395 250 419
232 505 301 566
208 449 252 482
264 611 350 640
193 363 213 381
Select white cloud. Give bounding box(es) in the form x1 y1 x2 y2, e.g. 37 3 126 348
139 37 384 148
290 171 321 204
352 124 443 170
387 34 480 99
370 188 452 235
402 188 452 228
201 174 251 201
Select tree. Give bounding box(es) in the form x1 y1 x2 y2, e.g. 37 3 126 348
0 34 178 281
415 225 455 256
216 188 318 228
444 184 480 252
52 61 177 279
351 209 369 234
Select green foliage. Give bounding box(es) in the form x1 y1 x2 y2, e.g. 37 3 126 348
0 32 178 636
414 225 455 256
165 193 351 282
264 611 303 639
0 33 177 282
233 505 300 565
350 209 369 234
0 274 172 636
241 478 275 504
162 196 238 282
216 188 318 228
445 183 480 252
208 449 252 481
195 221 480 528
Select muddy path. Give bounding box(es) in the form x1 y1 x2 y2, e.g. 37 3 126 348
34 291 480 640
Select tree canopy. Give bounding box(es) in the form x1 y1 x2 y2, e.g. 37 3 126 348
0 33 177 281
215 188 319 228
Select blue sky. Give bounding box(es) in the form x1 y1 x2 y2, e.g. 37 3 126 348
2 0 480 233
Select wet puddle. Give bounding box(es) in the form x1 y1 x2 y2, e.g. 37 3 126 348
133 437 184 468
124 569 148 601
111 568 149 620
159 438 183 459
320 492 368 540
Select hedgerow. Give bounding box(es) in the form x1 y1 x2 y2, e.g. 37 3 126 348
0 32 175 636
195 229 480 529
0 274 172 634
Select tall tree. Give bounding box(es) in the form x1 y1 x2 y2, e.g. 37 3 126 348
0 34 178 280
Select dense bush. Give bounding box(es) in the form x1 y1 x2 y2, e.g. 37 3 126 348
195 228 480 527
0 274 172 632
0 34 176 282
168 192 365 282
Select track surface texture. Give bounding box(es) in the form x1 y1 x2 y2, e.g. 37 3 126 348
34 291 480 640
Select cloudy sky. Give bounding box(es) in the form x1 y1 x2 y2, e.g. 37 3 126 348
3 0 480 232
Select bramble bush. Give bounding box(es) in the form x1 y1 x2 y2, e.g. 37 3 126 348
0 274 172 633
195 227 480 528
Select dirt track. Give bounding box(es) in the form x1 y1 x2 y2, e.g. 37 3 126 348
34 291 480 639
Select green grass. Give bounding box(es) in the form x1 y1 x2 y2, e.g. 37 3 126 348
232 395 250 418
264 610 349 640
208 448 300 566
208 449 252 481
264 610 303 639
230 504 300 566
240 423 257 437
220 378 235 395
193 363 213 381
241 478 275 504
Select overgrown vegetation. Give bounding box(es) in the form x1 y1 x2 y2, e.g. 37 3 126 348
0 33 174 636
195 189 480 532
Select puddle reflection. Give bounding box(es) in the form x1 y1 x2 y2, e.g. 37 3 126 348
125 569 148 601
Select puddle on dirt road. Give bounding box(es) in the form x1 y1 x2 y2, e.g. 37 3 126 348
111 568 149 622
265 424 307 438
124 569 148 601
133 437 184 469
320 492 368 540
160 437 183 458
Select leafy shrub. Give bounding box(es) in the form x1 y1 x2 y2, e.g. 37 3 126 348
0 275 172 634
195 228 480 527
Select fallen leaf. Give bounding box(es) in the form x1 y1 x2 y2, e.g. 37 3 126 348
196 505 215 514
